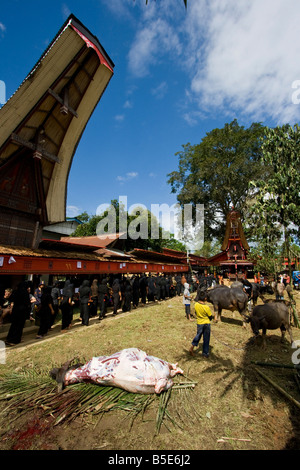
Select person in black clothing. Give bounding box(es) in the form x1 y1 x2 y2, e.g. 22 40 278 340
6 282 31 346
98 278 109 320
139 274 148 305
61 280 73 331
175 275 181 296
132 276 140 308
122 279 132 312
160 275 166 300
241 277 253 300
50 282 60 327
36 286 54 339
155 275 162 301
165 275 171 298
112 278 121 316
147 275 156 302
90 279 99 317
79 280 91 326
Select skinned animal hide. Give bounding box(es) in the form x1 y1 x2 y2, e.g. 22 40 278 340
64 348 183 394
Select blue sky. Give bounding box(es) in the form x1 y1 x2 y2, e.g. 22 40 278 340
1 0 300 234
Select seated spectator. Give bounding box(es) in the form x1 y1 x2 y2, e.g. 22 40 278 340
0 288 13 325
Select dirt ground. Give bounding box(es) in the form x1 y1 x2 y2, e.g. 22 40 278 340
0 290 300 453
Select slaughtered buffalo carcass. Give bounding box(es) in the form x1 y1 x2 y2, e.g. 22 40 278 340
50 348 183 394
197 285 249 326
246 301 294 349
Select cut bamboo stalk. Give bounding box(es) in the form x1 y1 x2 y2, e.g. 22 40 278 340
254 367 300 410
252 361 300 369
218 437 251 442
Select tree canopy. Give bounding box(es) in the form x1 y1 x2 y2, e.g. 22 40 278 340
71 199 187 253
167 119 267 240
249 124 300 274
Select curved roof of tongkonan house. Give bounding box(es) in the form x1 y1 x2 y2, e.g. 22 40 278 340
0 15 114 247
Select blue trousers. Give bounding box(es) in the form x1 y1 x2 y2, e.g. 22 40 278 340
192 323 211 356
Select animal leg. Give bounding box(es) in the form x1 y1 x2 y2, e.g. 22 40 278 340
287 326 294 345
281 323 294 345
238 304 248 328
262 329 267 349
280 327 286 343
217 306 222 322
213 305 220 323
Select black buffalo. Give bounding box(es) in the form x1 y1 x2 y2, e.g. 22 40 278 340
231 281 274 305
251 283 274 305
246 301 294 348
197 285 249 326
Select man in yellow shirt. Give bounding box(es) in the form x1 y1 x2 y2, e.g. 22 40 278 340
189 290 213 358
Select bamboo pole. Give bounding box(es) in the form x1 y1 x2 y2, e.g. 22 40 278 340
291 302 300 329
252 361 300 370
254 367 300 410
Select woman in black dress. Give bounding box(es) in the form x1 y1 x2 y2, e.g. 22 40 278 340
112 278 121 316
122 279 132 312
79 280 91 326
36 286 54 339
60 280 73 331
5 282 31 346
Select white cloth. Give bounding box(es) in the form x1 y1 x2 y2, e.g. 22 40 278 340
182 283 191 305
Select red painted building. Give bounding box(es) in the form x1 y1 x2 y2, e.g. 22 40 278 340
206 210 255 279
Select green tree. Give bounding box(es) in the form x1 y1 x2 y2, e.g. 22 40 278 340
249 124 300 277
160 231 187 252
72 214 102 237
194 239 221 259
75 211 91 224
167 119 267 240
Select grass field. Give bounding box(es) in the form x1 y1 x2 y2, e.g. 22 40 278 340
0 291 300 451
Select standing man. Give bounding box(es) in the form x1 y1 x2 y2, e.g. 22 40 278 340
112 278 122 316
189 290 213 358
98 278 109 320
79 280 91 326
90 279 99 317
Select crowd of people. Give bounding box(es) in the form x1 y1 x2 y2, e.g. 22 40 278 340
0 273 200 346
0 269 294 349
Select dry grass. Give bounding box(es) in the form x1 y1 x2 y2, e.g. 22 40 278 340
0 291 300 450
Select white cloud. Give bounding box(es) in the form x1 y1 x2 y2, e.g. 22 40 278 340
115 114 125 122
128 17 182 77
151 81 168 99
62 3 71 18
117 172 138 183
185 0 300 124
67 205 82 217
0 22 6 35
123 100 133 109
126 0 300 125
101 0 134 21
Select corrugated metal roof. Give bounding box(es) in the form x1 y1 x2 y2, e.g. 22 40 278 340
0 243 106 261
60 233 126 248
